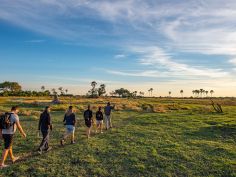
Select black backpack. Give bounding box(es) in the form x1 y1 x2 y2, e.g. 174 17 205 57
0 112 14 129
84 110 91 120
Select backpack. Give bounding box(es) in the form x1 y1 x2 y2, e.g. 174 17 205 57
84 110 91 120
0 112 14 129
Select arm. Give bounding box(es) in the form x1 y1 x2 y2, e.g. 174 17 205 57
73 114 76 125
63 114 66 123
16 121 26 138
38 114 42 131
48 114 52 131
0 129 2 139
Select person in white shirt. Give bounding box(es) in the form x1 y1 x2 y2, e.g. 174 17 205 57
0 106 26 168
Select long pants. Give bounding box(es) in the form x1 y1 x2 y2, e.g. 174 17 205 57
105 115 112 129
39 131 49 151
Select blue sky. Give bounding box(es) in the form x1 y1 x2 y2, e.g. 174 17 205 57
0 0 236 96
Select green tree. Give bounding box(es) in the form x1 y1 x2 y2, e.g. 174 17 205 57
180 90 183 97
98 84 106 96
210 90 214 97
0 81 22 92
41 86 45 92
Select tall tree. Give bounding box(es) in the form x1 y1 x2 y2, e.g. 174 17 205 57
205 90 209 97
58 87 64 95
41 86 45 92
199 89 204 98
98 84 106 96
0 81 22 92
150 88 153 97
180 90 184 97
169 91 171 97
210 90 214 97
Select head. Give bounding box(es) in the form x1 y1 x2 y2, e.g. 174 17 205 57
87 105 91 110
11 106 19 114
66 106 73 115
107 102 110 106
98 106 102 111
45 106 51 113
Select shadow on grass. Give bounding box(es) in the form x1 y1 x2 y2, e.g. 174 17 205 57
186 123 236 141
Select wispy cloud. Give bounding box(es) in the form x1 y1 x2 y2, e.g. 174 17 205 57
114 54 126 59
24 39 45 43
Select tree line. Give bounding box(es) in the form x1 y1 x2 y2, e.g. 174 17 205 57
0 81 215 98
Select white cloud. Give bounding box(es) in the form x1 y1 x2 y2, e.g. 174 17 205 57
24 39 45 43
114 54 126 59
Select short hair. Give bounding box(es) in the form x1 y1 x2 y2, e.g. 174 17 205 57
69 106 73 109
107 102 110 105
11 106 19 111
45 106 51 111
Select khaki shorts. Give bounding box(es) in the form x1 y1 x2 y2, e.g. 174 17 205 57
96 120 103 124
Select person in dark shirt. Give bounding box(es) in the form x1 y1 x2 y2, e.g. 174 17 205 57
83 105 93 138
96 106 104 134
60 106 76 145
38 106 52 154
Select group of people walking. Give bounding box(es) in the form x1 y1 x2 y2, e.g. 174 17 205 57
0 102 115 168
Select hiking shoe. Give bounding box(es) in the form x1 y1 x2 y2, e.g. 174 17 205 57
12 156 20 164
71 141 76 144
0 164 9 169
60 139 65 146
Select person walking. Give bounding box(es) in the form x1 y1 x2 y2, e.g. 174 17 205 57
0 106 26 168
84 105 93 138
38 106 52 154
96 106 104 134
104 102 115 130
60 106 76 145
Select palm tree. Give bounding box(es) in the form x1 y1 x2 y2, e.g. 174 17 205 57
199 89 204 98
205 90 209 97
148 89 151 97
210 90 214 97
180 90 183 97
41 86 45 92
65 89 68 95
150 88 153 97
168 91 171 97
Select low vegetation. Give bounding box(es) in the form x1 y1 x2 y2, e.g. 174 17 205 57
0 97 235 176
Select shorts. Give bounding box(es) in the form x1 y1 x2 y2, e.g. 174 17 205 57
96 120 103 124
85 120 92 128
66 125 75 133
2 134 14 149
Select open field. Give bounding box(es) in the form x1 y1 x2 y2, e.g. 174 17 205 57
0 97 235 177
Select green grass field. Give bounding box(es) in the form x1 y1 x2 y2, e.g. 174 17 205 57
0 97 235 177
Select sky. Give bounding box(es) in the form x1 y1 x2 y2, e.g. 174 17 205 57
0 0 236 96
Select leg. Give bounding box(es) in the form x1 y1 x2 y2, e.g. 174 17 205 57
0 134 12 166
109 115 112 128
0 149 9 166
105 115 109 129
39 131 49 151
71 132 74 142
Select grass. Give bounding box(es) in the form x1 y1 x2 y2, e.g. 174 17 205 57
0 97 235 177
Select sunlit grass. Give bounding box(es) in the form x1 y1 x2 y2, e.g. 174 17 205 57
0 97 235 176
